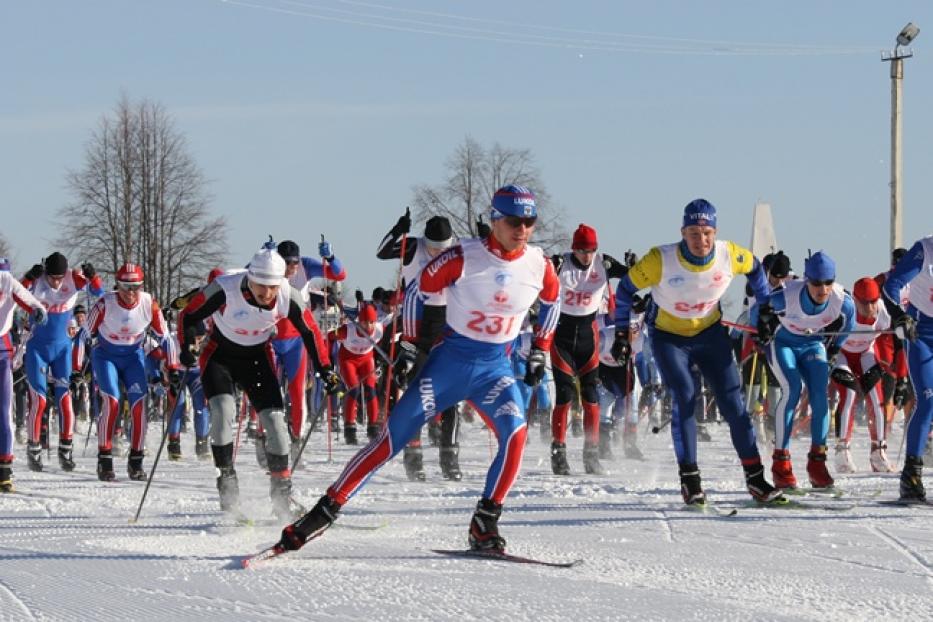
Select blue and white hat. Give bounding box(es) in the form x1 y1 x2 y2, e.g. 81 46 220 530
682 199 717 229
490 185 537 220
0 257 10 272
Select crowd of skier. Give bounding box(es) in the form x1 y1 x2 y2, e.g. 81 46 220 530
1 187 931 557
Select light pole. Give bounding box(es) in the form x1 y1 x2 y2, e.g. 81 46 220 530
881 22 920 253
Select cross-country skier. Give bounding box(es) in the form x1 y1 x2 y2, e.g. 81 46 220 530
613 199 783 506
21 253 103 472
753 251 855 490
328 303 384 443
883 235 933 501
0 259 47 492
177 248 341 519
275 184 559 553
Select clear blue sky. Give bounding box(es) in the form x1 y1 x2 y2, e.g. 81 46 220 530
3 0 931 304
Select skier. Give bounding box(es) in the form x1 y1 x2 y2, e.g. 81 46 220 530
612 199 783 506
1 259 48 492
82 263 177 481
328 303 384 443
21 253 103 472
548 224 629 475
177 248 341 518
831 277 899 473
376 210 462 480
883 235 933 501
753 251 855 490
275 184 559 553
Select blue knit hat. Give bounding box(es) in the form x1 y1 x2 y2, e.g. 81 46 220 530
682 199 717 228
0 257 10 272
804 251 836 282
490 185 537 219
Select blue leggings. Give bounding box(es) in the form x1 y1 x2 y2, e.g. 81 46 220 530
512 358 551 411
768 339 829 450
905 323 933 457
650 324 759 465
168 367 209 438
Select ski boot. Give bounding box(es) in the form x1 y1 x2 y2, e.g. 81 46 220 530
869 441 895 473
366 423 381 441
439 444 463 481
697 424 712 442
195 436 211 461
403 446 426 482
246 419 258 440
771 448 798 490
598 425 614 460
268 454 301 521
343 424 358 446
278 495 342 551
127 449 147 481
217 466 240 511
167 437 183 461
834 440 855 474
806 445 834 489
468 497 506 552
427 419 442 447
583 442 607 475
57 440 75 472
550 442 571 475
570 413 584 438
26 442 43 472
0 458 13 493
744 461 784 503
97 451 116 482
899 456 925 502
14 425 26 446
679 463 706 506
255 434 268 470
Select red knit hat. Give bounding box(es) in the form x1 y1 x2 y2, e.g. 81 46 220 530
853 277 880 303
572 224 598 250
359 303 378 322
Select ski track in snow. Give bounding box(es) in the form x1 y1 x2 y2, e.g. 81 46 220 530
2 419 933 621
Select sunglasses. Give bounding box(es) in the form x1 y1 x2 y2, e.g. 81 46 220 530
574 248 597 254
118 283 142 292
502 215 537 229
808 279 834 287
284 258 300 266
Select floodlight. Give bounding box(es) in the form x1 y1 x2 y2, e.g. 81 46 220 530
896 22 920 47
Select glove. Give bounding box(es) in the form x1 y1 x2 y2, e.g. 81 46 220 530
523 347 547 387
179 347 197 368
830 367 857 390
318 239 333 259
319 366 343 396
262 235 276 250
31 306 48 326
624 250 638 267
69 371 84 386
610 330 632 367
168 368 183 386
755 304 778 347
394 340 419 386
476 215 491 238
81 263 96 279
392 207 412 237
550 254 564 271
891 309 918 342
893 377 912 408
825 343 840 366
24 263 44 281
859 364 884 394
355 289 365 304
631 294 649 314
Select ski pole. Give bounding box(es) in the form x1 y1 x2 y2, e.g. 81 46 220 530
745 349 759 413
383 231 408 420
651 417 671 434
130 367 187 524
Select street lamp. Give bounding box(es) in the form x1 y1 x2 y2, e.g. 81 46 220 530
882 22 919 253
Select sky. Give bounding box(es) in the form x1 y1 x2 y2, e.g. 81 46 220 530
3 0 932 306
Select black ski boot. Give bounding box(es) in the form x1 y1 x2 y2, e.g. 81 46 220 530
97 451 116 482
403 446 426 482
278 495 342 551
0 458 13 493
246 419 258 440
344 424 358 445
127 449 147 481
268 454 301 520
468 497 506 552
679 463 706 506
550 442 571 475
26 442 43 472
583 442 607 475
900 455 926 502
255 434 268 470
212 443 240 511
570 414 584 438
195 436 211 460
598 425 614 460
439 444 463 481
167 437 183 461
57 440 75 472
744 461 784 503
427 419 442 447
366 423 381 441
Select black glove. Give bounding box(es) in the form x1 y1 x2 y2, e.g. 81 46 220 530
830 367 857 390
859 364 884 394
319 366 344 396
610 330 632 367
891 308 918 342
168 368 183 386
24 264 44 281
631 294 649 314
755 304 778 347
392 207 412 237
524 347 547 387
179 348 197 368
476 215 491 238
394 340 419 386
825 343 840 366
355 289 365 304
893 377 912 408
624 250 638 267
81 263 96 279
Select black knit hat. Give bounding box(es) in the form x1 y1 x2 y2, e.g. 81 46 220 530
424 216 453 244
277 240 300 260
44 252 68 276
768 251 791 279
892 247 908 267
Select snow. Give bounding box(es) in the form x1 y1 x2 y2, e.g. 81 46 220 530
2 419 932 621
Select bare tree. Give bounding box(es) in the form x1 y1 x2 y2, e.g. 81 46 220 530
57 94 227 303
0 232 11 259
411 136 568 252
